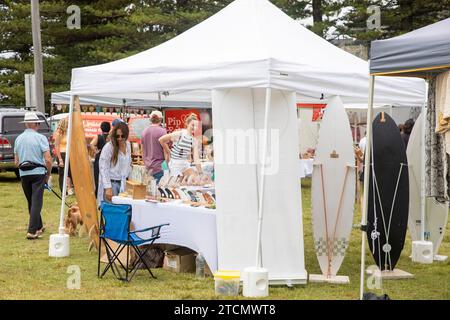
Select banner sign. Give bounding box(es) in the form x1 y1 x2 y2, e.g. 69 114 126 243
81 114 118 138
297 103 327 122
128 116 150 143
165 109 201 133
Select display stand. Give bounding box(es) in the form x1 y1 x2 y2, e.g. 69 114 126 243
366 268 414 280
434 255 448 262
309 274 350 284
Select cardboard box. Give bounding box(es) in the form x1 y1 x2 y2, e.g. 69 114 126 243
163 248 196 273
126 180 147 199
100 239 136 266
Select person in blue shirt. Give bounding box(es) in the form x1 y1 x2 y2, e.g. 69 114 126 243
14 112 53 240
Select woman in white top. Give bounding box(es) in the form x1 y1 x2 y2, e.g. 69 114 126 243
159 113 203 177
98 122 132 203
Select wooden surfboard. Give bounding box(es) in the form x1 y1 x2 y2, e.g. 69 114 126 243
406 112 449 255
368 112 409 271
70 96 100 249
312 96 355 277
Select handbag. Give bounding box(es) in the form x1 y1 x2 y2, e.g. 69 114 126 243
362 292 391 300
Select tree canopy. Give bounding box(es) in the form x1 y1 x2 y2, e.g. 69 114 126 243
0 0 449 111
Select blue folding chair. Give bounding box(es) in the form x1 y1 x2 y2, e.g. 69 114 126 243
97 201 169 282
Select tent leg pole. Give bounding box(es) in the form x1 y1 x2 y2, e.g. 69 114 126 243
58 95 76 234
256 88 272 268
420 98 427 242
360 76 375 300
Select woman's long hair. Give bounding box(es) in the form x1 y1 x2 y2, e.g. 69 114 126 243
57 117 68 135
110 122 129 166
403 119 415 135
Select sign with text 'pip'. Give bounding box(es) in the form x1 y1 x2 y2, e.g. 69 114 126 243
164 109 201 133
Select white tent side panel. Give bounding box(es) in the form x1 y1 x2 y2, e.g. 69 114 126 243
212 88 307 283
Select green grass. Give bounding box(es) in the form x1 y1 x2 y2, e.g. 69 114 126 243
0 173 448 300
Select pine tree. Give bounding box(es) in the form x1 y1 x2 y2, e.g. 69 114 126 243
0 0 348 111
0 0 229 111
337 0 450 50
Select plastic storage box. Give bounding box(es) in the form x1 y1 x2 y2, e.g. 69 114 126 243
214 270 241 296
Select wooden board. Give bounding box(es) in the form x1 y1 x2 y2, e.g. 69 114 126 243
312 96 355 277
368 112 409 271
309 274 350 284
70 96 100 249
406 112 449 255
366 268 414 280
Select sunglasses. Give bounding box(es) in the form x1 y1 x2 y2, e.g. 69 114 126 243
115 134 126 138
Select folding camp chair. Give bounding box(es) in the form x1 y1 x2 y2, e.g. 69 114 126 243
97 201 169 282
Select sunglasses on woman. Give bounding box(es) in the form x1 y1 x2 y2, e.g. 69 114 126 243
115 134 126 138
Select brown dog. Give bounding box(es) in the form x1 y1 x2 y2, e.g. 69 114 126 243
64 204 83 236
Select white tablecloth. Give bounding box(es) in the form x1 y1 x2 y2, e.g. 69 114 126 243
112 196 218 272
299 159 314 178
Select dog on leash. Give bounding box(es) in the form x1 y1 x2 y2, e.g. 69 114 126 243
64 203 84 236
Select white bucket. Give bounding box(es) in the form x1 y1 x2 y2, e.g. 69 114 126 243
242 267 269 297
412 240 433 264
49 233 70 258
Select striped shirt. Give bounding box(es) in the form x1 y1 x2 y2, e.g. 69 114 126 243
170 130 194 160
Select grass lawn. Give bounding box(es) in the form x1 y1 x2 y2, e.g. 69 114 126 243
0 172 448 300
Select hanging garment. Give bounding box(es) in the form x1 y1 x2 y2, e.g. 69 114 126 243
436 71 450 120
426 77 448 200
435 71 450 155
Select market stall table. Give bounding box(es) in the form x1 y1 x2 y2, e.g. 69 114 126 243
112 196 218 272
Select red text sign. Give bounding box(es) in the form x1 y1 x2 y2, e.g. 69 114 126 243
165 109 201 133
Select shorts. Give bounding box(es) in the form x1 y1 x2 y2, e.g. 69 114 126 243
168 159 190 177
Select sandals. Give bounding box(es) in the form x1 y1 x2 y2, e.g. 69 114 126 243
26 232 42 240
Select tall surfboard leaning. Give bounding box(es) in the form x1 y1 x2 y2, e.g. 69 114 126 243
367 112 410 276
407 112 449 262
311 96 355 284
69 96 100 250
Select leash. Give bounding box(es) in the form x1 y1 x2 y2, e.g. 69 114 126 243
44 184 70 208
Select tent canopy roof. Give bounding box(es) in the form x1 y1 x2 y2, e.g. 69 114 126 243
370 18 450 77
51 90 399 110
71 0 425 107
51 91 212 108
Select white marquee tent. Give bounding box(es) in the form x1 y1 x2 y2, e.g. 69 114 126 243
69 0 425 107
63 0 427 284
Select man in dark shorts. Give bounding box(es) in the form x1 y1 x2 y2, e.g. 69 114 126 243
14 112 53 240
